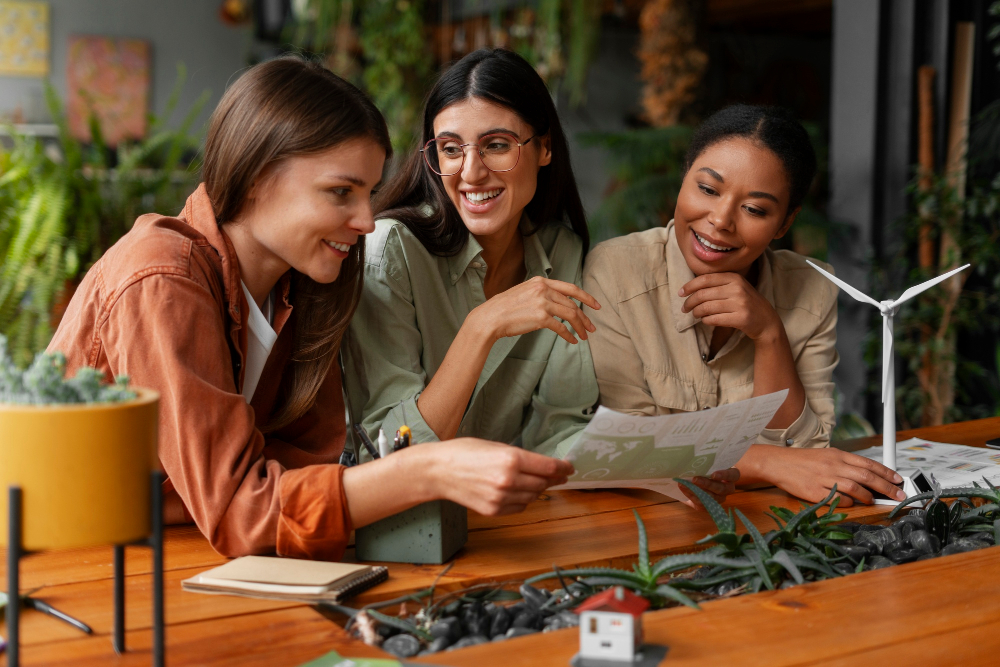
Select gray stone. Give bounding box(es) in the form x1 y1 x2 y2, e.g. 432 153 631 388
908 529 939 555
489 606 511 638
519 583 550 609
867 555 895 570
430 617 462 642
426 635 452 653
512 610 542 629
382 633 421 658
449 635 489 650
506 627 539 639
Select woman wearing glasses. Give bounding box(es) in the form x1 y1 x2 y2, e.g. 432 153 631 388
343 49 738 506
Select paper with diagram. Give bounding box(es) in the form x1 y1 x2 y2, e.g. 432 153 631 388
550 389 789 502
853 438 1000 488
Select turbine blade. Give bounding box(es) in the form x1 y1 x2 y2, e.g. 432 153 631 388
806 261 881 308
894 264 971 305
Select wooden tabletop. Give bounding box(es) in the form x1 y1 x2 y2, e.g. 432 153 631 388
3 416 999 666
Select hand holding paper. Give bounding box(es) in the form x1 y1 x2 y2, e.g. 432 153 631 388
551 390 789 503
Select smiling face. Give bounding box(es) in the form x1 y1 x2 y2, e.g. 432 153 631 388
431 97 552 241
232 138 385 289
674 137 798 278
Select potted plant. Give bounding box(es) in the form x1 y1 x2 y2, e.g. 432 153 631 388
0 335 163 666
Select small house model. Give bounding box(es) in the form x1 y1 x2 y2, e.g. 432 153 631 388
576 586 650 663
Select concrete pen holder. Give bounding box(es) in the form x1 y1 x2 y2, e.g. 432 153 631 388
354 499 467 564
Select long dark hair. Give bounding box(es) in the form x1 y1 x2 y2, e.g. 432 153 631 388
203 56 391 431
684 104 817 213
374 48 589 255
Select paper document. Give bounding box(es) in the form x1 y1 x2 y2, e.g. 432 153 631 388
854 438 1000 488
550 389 789 502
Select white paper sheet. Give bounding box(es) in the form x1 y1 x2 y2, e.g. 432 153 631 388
853 438 1000 488
550 389 789 501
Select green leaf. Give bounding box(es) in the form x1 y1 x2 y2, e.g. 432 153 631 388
781 486 838 537
650 552 751 578
734 508 771 558
770 550 804 585
633 509 651 578
364 609 433 641
526 567 647 587
674 478 734 532
745 548 774 590
653 583 699 610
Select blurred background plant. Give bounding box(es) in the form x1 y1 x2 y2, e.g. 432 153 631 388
0 67 205 367
283 0 604 151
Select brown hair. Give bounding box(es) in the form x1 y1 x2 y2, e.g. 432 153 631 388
203 56 391 431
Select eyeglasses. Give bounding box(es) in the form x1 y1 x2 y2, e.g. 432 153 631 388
421 133 537 176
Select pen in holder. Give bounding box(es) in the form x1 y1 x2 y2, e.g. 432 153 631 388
355 499 467 564
351 422 467 564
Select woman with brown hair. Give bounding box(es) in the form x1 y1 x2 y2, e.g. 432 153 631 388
48 57 572 560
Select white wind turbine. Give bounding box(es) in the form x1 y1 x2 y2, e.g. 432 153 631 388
806 261 970 477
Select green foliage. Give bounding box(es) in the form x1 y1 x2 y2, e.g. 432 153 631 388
0 334 134 404
358 0 431 153
0 66 205 367
285 0 603 151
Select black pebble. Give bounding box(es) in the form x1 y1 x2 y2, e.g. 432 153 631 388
430 617 462 642
908 529 939 555
449 635 489 650
885 547 921 564
835 522 864 534
489 607 512 638
716 580 742 595
839 544 873 560
867 555 895 570
426 636 452 653
512 610 542 629
506 627 539 639
376 624 399 639
519 583 549 610
834 562 855 575
382 633 421 658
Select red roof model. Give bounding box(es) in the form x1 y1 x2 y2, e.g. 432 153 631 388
574 586 650 617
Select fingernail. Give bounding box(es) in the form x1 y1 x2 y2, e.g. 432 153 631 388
678 288 685 296
893 473 903 483
895 489 907 501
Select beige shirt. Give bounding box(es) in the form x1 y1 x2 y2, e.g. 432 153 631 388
582 221 839 449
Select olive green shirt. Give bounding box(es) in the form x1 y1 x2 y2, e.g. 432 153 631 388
342 218 598 458
582 221 839 449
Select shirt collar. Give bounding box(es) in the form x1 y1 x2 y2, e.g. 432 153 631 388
446 215 553 284
666 219 776 333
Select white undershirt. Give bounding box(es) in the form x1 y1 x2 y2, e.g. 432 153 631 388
240 281 278 403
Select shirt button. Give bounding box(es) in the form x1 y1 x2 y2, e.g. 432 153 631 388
450 273 458 281
701 353 707 361
786 438 795 446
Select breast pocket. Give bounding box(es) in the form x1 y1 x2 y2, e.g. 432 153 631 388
644 368 700 413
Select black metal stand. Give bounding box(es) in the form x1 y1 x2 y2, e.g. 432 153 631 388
6 470 165 666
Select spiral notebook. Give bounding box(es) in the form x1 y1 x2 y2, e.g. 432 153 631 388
182 556 388 603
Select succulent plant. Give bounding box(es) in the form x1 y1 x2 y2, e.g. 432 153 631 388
0 335 135 405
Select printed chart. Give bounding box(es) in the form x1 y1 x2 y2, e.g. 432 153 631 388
551 389 789 502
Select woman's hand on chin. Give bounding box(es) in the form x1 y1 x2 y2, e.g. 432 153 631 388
679 468 741 509
468 276 601 345
737 445 906 507
422 439 575 516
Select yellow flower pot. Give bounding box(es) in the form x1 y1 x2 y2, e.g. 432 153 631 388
0 389 159 550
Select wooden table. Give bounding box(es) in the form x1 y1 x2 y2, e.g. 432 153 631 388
3 417 999 666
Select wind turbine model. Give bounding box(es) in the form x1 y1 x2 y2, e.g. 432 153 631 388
806 261 970 499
